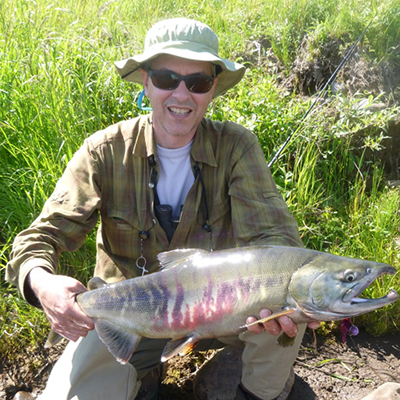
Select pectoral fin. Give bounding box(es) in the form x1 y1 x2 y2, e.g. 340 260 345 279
95 319 142 365
239 308 296 331
161 333 199 362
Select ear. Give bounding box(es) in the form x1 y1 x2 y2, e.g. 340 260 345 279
139 68 149 96
209 76 219 99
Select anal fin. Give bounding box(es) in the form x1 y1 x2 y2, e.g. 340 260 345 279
95 319 142 365
161 333 199 362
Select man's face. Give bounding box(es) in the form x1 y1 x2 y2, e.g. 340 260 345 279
140 55 218 148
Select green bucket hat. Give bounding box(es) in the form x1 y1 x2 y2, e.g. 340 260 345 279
114 18 245 98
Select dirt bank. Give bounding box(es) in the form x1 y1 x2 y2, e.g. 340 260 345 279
2 328 399 399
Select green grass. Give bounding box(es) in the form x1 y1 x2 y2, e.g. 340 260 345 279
1 0 400 356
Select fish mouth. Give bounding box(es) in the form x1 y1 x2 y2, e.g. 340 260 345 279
350 289 399 305
343 266 398 310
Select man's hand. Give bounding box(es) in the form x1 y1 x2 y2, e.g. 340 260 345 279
28 268 95 342
246 308 320 336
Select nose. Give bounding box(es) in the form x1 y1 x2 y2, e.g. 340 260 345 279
172 79 191 99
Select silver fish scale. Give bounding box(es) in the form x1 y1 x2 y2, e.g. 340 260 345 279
78 245 397 340
79 247 308 338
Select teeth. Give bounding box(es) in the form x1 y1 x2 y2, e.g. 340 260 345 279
170 107 190 115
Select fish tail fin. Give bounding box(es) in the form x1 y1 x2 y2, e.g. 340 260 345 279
44 330 65 348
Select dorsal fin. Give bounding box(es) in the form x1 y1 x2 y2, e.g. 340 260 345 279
158 248 207 270
87 277 107 290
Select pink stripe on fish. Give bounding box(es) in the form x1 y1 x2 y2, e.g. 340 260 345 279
169 277 255 331
171 283 185 329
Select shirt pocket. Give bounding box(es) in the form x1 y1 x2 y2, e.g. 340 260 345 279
200 198 230 227
102 208 153 258
202 198 234 248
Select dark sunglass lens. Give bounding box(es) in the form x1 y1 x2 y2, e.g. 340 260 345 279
151 71 179 90
149 70 214 93
187 76 214 93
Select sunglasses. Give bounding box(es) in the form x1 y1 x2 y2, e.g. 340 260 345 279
147 69 215 94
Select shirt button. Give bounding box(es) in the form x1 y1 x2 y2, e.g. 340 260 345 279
139 231 149 240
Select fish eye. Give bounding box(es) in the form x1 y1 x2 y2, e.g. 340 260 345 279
344 270 356 283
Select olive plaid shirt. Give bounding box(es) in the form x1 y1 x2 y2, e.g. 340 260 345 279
6 114 302 305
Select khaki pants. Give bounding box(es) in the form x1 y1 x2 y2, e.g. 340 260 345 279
38 325 306 400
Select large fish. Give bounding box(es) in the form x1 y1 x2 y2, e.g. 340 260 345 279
69 246 398 364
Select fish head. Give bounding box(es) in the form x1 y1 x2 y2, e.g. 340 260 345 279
288 253 398 321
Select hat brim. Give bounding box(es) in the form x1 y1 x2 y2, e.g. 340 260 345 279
115 46 245 99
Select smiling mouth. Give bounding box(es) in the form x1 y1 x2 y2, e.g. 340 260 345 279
169 107 191 115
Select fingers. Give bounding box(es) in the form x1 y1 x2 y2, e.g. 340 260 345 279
245 316 265 334
308 320 320 330
276 315 298 337
46 299 94 341
29 270 95 341
50 322 90 342
246 308 320 337
258 309 299 337
246 309 283 335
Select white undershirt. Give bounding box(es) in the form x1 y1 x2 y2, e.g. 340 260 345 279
156 141 194 218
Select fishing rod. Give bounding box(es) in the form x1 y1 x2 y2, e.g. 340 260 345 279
268 16 376 169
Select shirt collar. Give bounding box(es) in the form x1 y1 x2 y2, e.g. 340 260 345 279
132 114 217 168
132 114 157 158
191 119 218 168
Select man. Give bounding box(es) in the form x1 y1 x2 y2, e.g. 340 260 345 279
7 18 318 400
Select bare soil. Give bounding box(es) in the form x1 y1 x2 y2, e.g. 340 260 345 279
244 34 400 105
1 328 400 400
291 329 400 400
